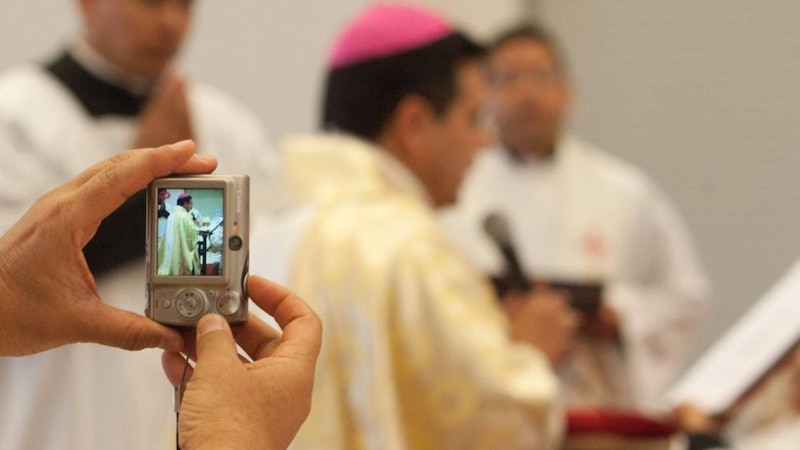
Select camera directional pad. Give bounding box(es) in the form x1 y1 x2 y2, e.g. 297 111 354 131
175 289 206 319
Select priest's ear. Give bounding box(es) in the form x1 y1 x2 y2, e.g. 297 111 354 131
380 94 438 159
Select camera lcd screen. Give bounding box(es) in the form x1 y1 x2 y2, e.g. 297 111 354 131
155 188 224 277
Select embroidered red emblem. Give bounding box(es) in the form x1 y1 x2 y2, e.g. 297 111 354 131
582 231 606 259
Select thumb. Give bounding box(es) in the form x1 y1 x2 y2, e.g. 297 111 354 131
195 314 238 367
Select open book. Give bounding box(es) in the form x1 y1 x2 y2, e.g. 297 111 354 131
665 256 800 414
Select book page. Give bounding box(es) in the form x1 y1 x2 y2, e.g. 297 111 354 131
665 257 800 414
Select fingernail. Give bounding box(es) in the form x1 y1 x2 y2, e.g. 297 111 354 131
198 314 226 337
170 139 194 151
196 154 216 163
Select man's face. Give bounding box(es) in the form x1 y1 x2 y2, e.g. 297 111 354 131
423 61 492 206
81 0 194 78
487 37 569 157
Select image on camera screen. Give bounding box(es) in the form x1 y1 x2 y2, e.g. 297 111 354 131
155 188 224 277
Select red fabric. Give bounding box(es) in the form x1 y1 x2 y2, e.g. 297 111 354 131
567 409 677 438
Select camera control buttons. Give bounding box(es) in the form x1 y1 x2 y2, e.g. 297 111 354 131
217 292 241 316
176 289 205 319
206 289 217 299
229 235 243 251
161 298 172 309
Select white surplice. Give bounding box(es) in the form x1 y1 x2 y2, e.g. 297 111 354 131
439 136 711 412
0 53 277 450
251 133 563 450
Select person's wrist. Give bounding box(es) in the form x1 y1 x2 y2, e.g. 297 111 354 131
188 429 277 450
0 238 24 355
181 408 278 450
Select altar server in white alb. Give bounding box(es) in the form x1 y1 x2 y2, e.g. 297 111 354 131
439 23 712 412
0 1 277 449
252 5 581 449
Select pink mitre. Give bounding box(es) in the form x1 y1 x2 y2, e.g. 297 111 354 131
329 3 453 69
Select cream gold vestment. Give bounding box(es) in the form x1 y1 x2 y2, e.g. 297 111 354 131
157 206 200 276
253 134 563 450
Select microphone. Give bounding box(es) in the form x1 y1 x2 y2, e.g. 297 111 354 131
482 212 531 294
483 213 604 314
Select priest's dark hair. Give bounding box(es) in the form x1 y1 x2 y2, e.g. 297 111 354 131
321 32 485 141
177 195 192 207
489 22 569 78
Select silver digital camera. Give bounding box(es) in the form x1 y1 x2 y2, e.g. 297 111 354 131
145 174 249 327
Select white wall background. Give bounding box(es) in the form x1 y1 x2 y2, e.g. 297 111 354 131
0 0 522 139
2 1 797 367
529 1 800 362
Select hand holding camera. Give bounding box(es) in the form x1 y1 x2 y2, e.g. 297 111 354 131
0 141 216 356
